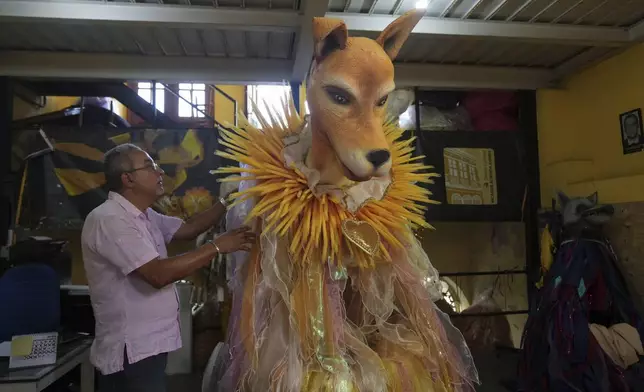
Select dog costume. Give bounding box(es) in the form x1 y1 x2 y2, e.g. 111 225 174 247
213 10 478 392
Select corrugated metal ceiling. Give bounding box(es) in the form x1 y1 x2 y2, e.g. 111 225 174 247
0 21 295 59
0 0 643 87
107 0 297 9
329 0 644 27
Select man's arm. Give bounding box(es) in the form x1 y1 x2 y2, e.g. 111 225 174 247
135 244 218 289
171 200 227 241
91 214 253 289
90 214 219 289
136 225 255 288
172 179 239 241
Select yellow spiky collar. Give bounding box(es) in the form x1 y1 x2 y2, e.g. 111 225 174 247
214 97 439 268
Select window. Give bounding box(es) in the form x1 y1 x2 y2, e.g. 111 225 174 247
398 105 414 130
178 83 206 118
247 85 292 128
446 158 459 184
469 165 478 187
137 82 165 113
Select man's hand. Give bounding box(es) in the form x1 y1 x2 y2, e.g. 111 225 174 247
173 177 238 242
213 226 256 253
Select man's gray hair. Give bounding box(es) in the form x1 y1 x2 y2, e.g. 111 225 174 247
104 143 145 192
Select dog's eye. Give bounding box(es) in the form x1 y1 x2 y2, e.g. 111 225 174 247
332 94 349 104
376 96 388 107
324 87 351 105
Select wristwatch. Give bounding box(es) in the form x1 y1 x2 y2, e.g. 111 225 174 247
219 196 230 209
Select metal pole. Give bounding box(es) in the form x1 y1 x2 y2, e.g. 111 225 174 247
0 77 14 246
110 99 114 124
520 90 541 313
449 310 529 318
439 269 527 278
290 82 300 115
152 81 157 128
79 97 85 128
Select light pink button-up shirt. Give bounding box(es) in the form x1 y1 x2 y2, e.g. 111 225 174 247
81 191 184 375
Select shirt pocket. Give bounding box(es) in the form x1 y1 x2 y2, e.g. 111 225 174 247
143 218 168 258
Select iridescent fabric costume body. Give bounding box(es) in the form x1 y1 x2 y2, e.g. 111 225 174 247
214 99 479 392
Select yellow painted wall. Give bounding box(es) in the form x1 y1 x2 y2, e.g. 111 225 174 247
213 85 246 125
215 84 307 124
538 43 644 205
421 222 528 347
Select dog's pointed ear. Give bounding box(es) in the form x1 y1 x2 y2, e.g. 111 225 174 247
587 191 599 205
312 17 348 63
556 190 570 207
375 9 424 60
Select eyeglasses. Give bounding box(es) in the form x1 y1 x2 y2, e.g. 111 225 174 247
125 161 163 174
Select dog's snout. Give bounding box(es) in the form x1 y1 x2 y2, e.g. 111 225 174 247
366 149 391 168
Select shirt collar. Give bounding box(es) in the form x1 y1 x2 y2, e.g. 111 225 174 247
108 191 146 217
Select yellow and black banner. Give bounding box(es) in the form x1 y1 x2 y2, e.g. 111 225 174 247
18 127 232 229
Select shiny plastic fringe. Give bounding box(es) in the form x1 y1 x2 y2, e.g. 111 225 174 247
213 95 440 268
215 94 479 392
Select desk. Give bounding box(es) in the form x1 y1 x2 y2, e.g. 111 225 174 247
0 338 94 392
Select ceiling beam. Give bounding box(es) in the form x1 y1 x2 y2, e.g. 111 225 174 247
0 0 299 32
0 51 558 90
629 19 644 41
553 47 625 80
328 12 631 47
291 0 329 81
394 63 558 90
0 51 293 84
0 0 632 47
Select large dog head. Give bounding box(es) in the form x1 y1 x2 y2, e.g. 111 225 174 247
557 190 614 229
306 10 424 186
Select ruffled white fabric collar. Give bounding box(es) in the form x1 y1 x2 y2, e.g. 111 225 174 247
281 118 392 214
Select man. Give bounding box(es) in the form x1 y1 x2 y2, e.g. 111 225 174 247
623 112 642 146
80 143 254 392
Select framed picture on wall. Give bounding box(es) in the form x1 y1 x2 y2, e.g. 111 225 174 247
620 108 644 155
417 130 526 222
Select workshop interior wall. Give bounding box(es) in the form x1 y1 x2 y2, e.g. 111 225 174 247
537 43 644 316
420 222 528 347
537 43 644 205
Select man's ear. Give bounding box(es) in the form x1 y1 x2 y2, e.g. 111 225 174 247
120 172 132 189
312 17 348 63
375 9 424 60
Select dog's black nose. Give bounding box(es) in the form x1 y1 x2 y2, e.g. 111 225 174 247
366 149 391 168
